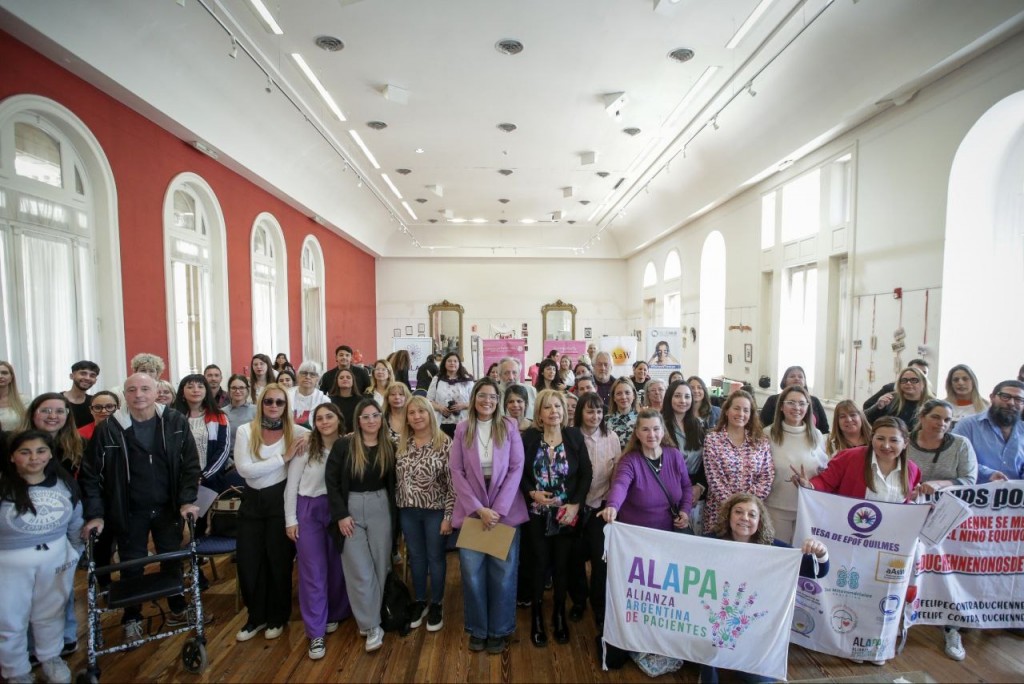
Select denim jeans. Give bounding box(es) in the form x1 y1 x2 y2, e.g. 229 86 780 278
399 507 447 603
459 527 520 639
699 665 773 684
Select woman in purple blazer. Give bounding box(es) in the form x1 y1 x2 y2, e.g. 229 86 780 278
449 378 528 655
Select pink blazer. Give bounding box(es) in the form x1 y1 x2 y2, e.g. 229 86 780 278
449 417 529 528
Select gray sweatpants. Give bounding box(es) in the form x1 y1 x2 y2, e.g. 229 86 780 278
340 490 393 631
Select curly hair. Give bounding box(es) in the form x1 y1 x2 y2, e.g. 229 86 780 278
712 492 775 545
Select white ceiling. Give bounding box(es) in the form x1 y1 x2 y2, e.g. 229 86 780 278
2 0 1023 259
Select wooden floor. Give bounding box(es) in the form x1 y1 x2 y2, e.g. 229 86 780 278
62 553 1024 683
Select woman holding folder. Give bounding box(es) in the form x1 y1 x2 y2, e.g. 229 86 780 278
449 378 528 655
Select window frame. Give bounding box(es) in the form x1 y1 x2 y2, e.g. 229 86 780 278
250 212 289 359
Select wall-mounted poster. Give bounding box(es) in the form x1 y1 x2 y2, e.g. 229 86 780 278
393 337 434 390
598 336 637 378
482 338 527 382
542 340 587 365
646 327 683 381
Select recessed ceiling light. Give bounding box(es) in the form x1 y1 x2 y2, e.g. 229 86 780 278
623 127 641 136
315 35 344 52
415 148 424 154
449 218 467 223
292 54 346 121
380 173 403 199
247 0 283 35
495 39 524 56
520 218 537 224
395 168 412 175
366 121 388 130
497 123 517 133
726 0 777 49
668 48 695 63
401 201 418 220
471 218 487 224
348 130 379 169
498 169 513 176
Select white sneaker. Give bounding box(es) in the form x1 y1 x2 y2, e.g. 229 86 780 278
7 672 34 684
326 621 339 634
365 626 384 652
308 637 326 660
235 622 266 642
40 657 71 684
944 628 966 660
264 624 285 640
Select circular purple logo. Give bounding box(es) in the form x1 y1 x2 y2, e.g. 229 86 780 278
798 577 822 595
848 502 882 538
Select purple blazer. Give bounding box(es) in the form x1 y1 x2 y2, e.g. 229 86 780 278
450 417 529 528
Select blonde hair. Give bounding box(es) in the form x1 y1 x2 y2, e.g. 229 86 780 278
532 389 568 427
0 361 26 420
608 377 639 416
399 396 447 453
827 400 871 456
248 384 299 460
367 359 395 395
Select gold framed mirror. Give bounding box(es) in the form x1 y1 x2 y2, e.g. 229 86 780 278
541 299 577 341
428 300 464 359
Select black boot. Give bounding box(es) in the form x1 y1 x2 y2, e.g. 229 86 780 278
553 603 569 644
531 605 548 647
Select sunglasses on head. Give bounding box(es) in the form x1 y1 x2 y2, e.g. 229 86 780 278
262 398 287 407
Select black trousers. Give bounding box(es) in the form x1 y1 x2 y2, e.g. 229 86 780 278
237 480 295 626
568 510 607 622
116 506 186 622
527 514 576 611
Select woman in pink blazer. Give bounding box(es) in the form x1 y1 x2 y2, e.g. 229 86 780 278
450 378 528 655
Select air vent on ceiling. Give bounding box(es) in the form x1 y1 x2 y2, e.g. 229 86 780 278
497 122 517 133
428 219 438 223
579 200 591 205
668 48 694 63
415 198 427 204
567 220 576 225
596 171 610 178
495 39 524 56
395 168 412 175
623 127 641 136
498 169 514 176
498 219 508 224
366 121 388 130
315 35 345 52
498 198 510 204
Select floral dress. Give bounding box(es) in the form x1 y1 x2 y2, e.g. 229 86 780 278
701 430 773 535
530 441 569 516
606 410 638 451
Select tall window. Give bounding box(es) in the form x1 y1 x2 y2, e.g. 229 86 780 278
0 97 124 396
780 169 821 242
301 236 326 368
663 250 681 280
163 174 230 380
778 265 818 389
251 214 288 359
642 260 657 288
698 231 726 381
663 292 680 327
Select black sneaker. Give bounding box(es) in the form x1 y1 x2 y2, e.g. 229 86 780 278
468 635 486 652
60 641 78 657
486 636 510 654
409 601 428 629
426 603 443 632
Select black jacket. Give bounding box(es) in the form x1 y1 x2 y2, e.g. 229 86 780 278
760 393 830 435
520 426 592 507
79 405 201 533
324 437 398 548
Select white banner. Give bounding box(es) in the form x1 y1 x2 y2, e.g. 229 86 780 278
598 336 638 378
603 522 801 681
392 337 433 389
645 327 682 381
906 481 1024 629
792 488 929 661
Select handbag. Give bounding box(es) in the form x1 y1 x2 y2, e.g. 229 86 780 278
639 455 684 529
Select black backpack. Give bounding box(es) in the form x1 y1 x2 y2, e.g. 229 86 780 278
380 570 411 635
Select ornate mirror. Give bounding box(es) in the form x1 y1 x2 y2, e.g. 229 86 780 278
428 300 464 359
542 299 577 341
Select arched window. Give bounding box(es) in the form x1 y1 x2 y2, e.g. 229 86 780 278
642 260 657 288
698 231 726 381
163 173 230 380
301 236 326 368
251 213 288 359
663 250 681 280
0 95 124 395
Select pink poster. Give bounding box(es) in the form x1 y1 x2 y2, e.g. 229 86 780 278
482 339 527 381
541 339 587 365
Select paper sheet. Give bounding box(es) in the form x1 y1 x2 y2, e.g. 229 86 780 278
455 517 515 560
919 491 973 547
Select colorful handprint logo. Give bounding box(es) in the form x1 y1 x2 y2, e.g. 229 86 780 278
700 581 768 649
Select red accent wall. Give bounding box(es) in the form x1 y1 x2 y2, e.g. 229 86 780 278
0 31 377 376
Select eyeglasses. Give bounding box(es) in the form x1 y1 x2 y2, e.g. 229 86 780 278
90 404 117 413
358 412 382 421
298 371 318 377
262 398 287 407
899 377 921 385
996 392 1024 406
476 394 499 402
230 385 248 392
782 401 809 409
37 408 68 416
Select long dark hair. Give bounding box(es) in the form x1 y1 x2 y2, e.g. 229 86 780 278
249 353 277 403
574 391 609 437
534 358 564 391
172 374 223 417
1 431 80 515
661 380 704 452
863 416 911 496
308 402 345 464
439 352 473 383
686 376 713 421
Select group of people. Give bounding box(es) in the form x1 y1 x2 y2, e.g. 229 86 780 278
1 345 1023 683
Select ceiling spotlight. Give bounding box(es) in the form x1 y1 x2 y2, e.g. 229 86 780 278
366 121 388 130
747 83 757 97
603 92 627 122
711 116 720 130
495 39 524 56
265 75 273 93
415 148 424 154
497 122 517 133
667 47 695 63
229 38 238 59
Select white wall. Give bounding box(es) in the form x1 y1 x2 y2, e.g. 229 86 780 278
626 33 1024 404
375 258 632 373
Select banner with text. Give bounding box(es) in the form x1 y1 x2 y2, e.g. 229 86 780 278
603 522 801 681
906 481 1024 629
792 488 929 661
645 327 683 381
481 338 526 383
542 339 587 366
393 337 434 390
598 336 638 378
